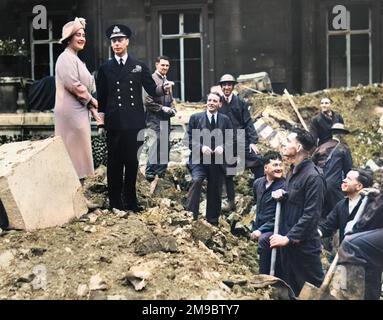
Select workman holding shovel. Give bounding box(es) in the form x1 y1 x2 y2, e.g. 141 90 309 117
270 128 325 296
250 151 285 276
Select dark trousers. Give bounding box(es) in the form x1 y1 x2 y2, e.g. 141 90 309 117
225 176 235 201
106 129 143 209
258 231 282 276
145 123 170 178
338 228 383 300
280 239 324 296
187 164 224 224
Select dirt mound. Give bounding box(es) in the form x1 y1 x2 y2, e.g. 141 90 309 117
0 166 294 300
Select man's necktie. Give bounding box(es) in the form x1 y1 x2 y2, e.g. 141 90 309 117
119 58 124 69
211 115 216 129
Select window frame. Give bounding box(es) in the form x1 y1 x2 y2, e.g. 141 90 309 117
159 11 203 101
326 6 372 87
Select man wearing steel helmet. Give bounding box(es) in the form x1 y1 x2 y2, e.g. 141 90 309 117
217 74 261 212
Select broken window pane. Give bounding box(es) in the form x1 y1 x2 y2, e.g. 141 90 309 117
329 35 347 87
351 34 369 86
162 13 179 35
184 13 200 33
184 38 201 101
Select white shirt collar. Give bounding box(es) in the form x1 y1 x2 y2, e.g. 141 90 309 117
224 94 233 103
155 71 166 79
206 111 218 122
115 53 128 65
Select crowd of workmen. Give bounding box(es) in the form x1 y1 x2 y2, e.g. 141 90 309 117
53 18 382 300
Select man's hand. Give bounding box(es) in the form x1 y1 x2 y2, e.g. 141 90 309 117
162 106 173 114
249 143 258 154
202 145 213 155
214 146 224 155
163 80 175 93
360 187 380 196
250 230 262 240
270 234 289 248
271 189 287 201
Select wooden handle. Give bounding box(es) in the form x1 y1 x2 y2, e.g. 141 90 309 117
270 202 281 276
283 89 309 131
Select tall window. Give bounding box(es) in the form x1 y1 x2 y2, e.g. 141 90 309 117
160 12 203 102
30 17 66 80
327 5 372 87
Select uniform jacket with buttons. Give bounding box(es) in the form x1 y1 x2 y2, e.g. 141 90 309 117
280 159 325 245
96 55 164 130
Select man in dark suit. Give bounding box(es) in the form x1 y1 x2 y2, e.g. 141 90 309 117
186 92 233 226
96 24 171 212
145 55 176 182
218 74 261 213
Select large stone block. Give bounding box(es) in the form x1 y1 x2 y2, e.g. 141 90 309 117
0 137 87 231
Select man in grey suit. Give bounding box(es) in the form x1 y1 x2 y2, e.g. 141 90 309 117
145 55 176 181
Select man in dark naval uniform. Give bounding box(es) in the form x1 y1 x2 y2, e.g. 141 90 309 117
96 24 171 212
145 55 176 182
310 97 344 147
270 128 325 296
217 74 261 212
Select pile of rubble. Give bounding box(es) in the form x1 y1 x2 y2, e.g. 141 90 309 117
0 166 293 300
1 82 383 300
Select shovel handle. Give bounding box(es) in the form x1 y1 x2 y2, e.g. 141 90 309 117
270 201 281 276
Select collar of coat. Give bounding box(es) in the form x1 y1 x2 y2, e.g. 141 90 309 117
290 158 312 176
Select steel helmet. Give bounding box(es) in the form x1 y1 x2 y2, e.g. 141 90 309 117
218 74 237 85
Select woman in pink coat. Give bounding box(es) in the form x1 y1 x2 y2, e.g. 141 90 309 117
54 17 101 183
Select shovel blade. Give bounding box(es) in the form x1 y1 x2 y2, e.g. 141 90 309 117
299 282 320 300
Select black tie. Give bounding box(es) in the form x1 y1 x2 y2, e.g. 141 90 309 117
211 115 216 129
119 58 124 69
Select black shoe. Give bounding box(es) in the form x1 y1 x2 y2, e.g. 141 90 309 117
146 174 155 182
109 199 124 211
157 172 165 179
207 219 219 226
126 204 144 213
